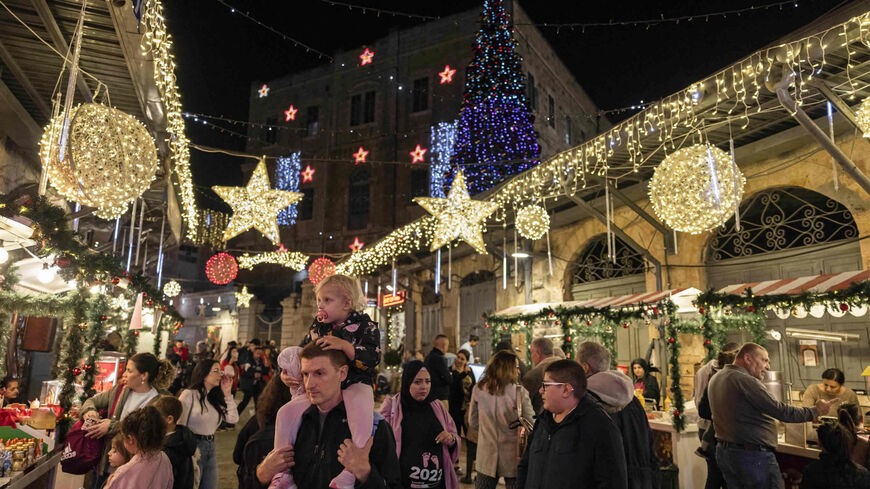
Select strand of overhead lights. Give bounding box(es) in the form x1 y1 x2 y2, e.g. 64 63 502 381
314 0 438 20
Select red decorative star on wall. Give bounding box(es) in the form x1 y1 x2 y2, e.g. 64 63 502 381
349 237 365 252
439 65 457 84
301 165 315 182
258 84 270 98
284 105 297 121
410 145 427 163
353 147 369 164
360 48 375 65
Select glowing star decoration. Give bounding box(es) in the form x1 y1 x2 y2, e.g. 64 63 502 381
284 105 298 121
410 145 427 164
163 280 181 298
359 48 374 65
258 84 270 98
212 159 303 245
308 257 336 285
439 65 457 84
235 286 254 309
301 165 315 182
414 170 498 254
353 147 369 165
349 237 365 252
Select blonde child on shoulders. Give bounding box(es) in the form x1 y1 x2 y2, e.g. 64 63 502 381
271 275 380 489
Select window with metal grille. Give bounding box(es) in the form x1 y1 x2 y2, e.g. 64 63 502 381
363 91 376 123
572 235 646 284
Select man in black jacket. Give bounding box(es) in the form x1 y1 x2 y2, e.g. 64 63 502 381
258 342 401 489
518 360 627 489
425 334 452 407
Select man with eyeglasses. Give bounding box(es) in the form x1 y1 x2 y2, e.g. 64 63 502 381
517 359 627 489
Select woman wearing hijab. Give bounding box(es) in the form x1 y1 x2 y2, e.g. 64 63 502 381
380 360 460 489
631 358 660 410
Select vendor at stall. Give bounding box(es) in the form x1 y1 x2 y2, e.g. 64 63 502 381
800 368 859 408
631 358 660 410
0 377 19 407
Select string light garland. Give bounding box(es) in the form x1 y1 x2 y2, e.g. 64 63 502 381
206 252 238 285
515 204 550 240
308 257 336 285
163 280 181 298
276 154 302 226
314 0 438 20
237 246 309 271
349 237 365 252
190 208 230 248
235 285 254 308
450 0 540 194
335 217 437 276
359 48 375 65
141 1 198 239
284 105 297 121
213 159 303 244
301 165 315 183
855 96 870 137
39 103 159 219
439 65 457 84
649 143 745 234
353 147 369 164
429 121 458 198
414 170 499 254
410 145 427 163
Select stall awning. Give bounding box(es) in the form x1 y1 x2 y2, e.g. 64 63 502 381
491 287 701 317
716 270 870 296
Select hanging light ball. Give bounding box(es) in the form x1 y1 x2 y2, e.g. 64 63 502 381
205 253 238 285
308 257 336 285
163 280 181 298
38 103 159 219
649 143 745 234
37 264 56 284
856 97 870 137
515 205 550 240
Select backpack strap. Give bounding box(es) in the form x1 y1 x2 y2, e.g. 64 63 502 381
371 412 384 437
108 385 125 418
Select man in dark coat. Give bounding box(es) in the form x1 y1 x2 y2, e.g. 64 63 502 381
518 360 627 489
577 342 659 489
425 334 453 406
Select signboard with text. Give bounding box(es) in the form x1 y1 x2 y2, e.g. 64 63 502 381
379 291 406 308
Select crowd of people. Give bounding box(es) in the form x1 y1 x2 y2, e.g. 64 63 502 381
71 273 870 489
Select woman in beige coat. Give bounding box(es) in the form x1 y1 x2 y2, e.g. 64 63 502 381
468 350 534 489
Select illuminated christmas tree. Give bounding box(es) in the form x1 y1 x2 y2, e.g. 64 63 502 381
450 0 540 194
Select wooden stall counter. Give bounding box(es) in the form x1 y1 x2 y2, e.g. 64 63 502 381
648 414 705 489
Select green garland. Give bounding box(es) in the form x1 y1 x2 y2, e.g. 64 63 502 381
695 282 870 317
665 318 686 431
57 290 88 413
80 296 110 401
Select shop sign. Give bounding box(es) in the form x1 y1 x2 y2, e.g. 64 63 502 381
380 291 406 307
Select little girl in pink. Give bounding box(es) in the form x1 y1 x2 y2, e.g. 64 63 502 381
270 275 380 489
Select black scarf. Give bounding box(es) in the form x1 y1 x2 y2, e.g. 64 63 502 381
401 360 435 411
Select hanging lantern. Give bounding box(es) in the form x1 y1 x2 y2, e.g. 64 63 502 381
39 103 159 219
649 143 745 234
308 257 336 285
206 252 238 285
163 280 181 298
515 205 550 240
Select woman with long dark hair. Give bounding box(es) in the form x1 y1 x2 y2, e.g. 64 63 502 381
178 360 238 489
801 421 870 488
838 403 870 469
630 358 660 410
81 353 174 489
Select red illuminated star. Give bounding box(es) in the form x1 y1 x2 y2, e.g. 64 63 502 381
439 65 457 84
349 237 365 252
360 48 375 65
353 147 369 165
301 165 315 182
410 145 427 163
284 105 297 121
258 84 269 98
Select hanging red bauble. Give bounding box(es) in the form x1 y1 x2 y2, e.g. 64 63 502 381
585 320 591 326
308 257 336 285
133 331 139 336
206 252 238 285
161 306 167 312
667 337 675 344
146 300 154 306
56 256 71 268
704 339 711 345
143 292 148 298
522 321 528 326
502 327 507 331
746 305 756 313
100 315 108 321
839 303 849 312
548 312 554 317
673 410 680 417
623 323 629 329
565 336 572 343
698 307 706 314
111 277 120 285
72 367 82 376
554 320 560 326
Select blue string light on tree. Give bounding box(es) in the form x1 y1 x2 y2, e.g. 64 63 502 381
276 153 301 226
450 0 541 194
429 120 458 198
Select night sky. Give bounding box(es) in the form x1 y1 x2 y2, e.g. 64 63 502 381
164 0 840 209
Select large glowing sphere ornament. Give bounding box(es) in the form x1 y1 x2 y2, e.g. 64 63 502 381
206 252 238 285
308 257 336 285
515 205 550 240
649 143 745 234
856 96 870 137
163 280 181 298
39 103 159 219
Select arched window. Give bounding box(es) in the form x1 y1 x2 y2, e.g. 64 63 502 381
572 235 645 284
348 169 370 230
708 187 857 262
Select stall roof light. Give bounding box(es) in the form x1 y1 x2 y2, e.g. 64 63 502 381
785 327 860 343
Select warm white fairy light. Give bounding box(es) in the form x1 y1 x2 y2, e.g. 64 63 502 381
237 247 309 271
39 104 159 219
163 280 181 298
235 286 254 308
515 205 550 240
855 96 870 137
649 143 745 234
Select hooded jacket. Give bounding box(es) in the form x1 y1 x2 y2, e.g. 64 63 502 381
587 370 660 489
163 424 197 489
517 394 627 489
